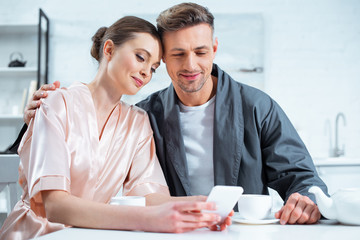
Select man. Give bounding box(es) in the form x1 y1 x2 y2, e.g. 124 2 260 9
15 2 327 225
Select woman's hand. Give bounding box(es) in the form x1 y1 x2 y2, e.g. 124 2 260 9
184 195 234 231
165 194 233 231
208 210 234 231
142 201 221 233
24 81 61 125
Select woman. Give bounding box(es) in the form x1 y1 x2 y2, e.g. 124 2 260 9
0 16 221 240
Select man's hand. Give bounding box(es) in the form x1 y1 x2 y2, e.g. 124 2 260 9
24 81 61 125
275 192 321 224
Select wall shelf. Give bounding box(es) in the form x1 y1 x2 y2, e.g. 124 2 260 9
0 115 23 121
0 67 38 78
0 9 49 152
0 67 37 72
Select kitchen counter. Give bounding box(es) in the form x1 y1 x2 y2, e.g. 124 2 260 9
36 220 360 240
314 157 360 167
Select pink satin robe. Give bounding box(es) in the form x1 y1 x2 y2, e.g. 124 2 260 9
0 82 169 240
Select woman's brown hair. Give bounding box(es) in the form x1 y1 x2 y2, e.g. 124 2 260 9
91 16 160 62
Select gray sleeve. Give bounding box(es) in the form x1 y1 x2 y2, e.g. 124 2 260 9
260 99 328 203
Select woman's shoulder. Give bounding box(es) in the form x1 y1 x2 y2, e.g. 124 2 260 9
120 101 148 117
119 101 152 135
40 82 90 119
44 82 89 105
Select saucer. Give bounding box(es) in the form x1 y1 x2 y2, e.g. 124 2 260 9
232 217 280 225
232 212 279 225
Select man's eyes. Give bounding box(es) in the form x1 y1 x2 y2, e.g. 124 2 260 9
171 52 207 57
196 52 207 55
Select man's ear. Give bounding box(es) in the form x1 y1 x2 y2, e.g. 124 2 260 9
103 39 115 61
213 37 218 55
162 56 166 64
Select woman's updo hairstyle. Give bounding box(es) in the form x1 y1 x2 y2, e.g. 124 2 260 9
91 16 161 62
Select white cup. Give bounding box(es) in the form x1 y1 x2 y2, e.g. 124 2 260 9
110 196 146 206
237 194 272 220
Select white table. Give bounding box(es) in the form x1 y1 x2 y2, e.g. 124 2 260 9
36 220 360 240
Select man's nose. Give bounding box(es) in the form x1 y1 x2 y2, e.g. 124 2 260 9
183 54 196 71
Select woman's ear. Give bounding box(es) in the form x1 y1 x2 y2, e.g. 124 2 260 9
103 39 115 61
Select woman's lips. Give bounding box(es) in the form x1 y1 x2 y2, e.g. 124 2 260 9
132 77 144 87
179 73 201 81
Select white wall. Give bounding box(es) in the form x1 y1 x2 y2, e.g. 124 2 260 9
1 0 359 158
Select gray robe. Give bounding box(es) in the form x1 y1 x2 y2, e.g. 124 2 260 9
137 63 328 203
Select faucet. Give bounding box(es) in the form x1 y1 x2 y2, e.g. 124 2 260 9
334 112 346 157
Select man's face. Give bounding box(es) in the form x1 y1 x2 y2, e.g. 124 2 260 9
162 23 218 98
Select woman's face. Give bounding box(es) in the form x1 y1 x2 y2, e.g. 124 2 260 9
106 33 162 95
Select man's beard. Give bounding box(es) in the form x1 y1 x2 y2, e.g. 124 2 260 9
176 73 210 93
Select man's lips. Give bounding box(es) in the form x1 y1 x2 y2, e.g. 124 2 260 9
132 76 144 87
179 72 201 81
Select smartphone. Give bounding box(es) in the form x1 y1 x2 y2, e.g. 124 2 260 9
205 185 244 223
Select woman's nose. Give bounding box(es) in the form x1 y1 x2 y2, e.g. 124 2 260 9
140 67 150 78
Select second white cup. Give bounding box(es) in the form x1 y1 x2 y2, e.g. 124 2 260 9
110 196 146 206
237 194 272 220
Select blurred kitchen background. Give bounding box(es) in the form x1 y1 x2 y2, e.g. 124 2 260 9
0 0 359 227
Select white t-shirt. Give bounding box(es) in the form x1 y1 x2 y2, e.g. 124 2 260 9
179 96 215 196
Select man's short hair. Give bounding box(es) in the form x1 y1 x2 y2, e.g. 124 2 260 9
156 2 214 39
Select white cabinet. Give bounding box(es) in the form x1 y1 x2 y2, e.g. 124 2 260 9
315 158 360 195
0 155 20 213
0 9 49 152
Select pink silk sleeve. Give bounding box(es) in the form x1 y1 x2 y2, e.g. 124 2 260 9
123 117 170 197
18 90 71 205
